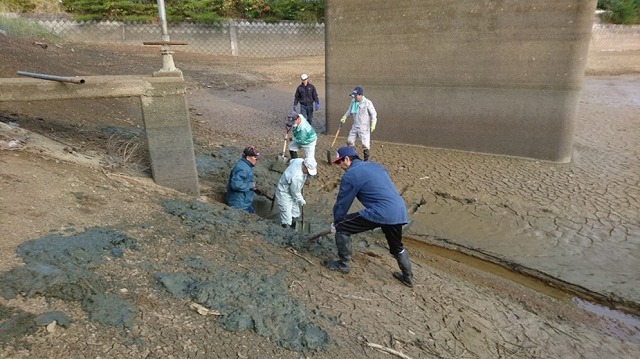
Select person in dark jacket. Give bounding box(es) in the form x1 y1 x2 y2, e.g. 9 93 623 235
293 73 319 126
323 146 414 287
226 146 260 213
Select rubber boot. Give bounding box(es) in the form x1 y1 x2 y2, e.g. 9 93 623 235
363 148 370 161
291 217 298 230
393 249 414 287
323 232 352 274
289 150 298 159
281 223 289 229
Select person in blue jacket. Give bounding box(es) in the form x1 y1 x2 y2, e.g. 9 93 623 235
226 145 260 213
323 146 414 287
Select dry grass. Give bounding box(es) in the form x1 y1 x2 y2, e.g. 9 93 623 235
104 133 149 172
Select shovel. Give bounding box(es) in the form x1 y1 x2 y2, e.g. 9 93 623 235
254 188 276 212
325 122 342 164
296 187 311 233
306 228 332 243
271 129 289 173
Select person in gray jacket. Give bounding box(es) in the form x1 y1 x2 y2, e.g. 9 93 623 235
323 146 413 287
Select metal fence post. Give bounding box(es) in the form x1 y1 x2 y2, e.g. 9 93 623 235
229 20 238 56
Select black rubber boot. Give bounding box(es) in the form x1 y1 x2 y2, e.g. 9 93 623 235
291 217 298 230
322 232 352 274
289 150 298 159
363 148 370 161
281 223 289 229
393 249 414 288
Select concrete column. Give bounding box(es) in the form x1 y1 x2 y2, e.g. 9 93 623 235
140 89 199 196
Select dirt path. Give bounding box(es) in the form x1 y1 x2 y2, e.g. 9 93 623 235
1 34 639 358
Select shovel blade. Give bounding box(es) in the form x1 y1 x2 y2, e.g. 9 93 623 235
271 158 288 173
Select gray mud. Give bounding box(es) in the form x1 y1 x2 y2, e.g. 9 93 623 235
0 228 139 330
157 265 329 352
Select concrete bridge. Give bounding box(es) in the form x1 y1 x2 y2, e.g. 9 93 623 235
325 0 597 162
0 73 200 196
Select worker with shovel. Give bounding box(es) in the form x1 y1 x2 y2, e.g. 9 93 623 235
323 146 414 287
275 158 317 229
286 111 317 167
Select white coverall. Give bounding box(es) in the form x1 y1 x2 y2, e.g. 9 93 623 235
275 158 307 226
343 96 377 149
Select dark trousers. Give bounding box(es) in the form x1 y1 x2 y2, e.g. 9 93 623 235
300 103 314 125
335 213 405 255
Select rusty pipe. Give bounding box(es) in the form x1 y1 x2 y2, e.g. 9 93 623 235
17 71 85 84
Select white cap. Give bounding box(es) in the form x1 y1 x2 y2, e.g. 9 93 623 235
301 73 308 81
303 158 317 176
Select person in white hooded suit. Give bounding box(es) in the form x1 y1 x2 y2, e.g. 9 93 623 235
275 158 317 229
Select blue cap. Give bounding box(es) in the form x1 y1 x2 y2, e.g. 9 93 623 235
350 86 363 97
333 146 358 164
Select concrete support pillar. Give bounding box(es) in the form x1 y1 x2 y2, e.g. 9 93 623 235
140 91 199 196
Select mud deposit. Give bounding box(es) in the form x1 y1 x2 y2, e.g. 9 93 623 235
0 228 138 344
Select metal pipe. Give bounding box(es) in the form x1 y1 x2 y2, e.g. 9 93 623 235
143 41 188 46
157 0 169 41
17 71 85 84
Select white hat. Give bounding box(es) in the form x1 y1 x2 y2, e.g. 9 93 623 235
303 158 317 176
301 73 309 81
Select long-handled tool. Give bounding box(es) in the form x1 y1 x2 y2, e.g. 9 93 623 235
326 122 342 164
271 129 290 173
307 228 332 243
254 188 275 212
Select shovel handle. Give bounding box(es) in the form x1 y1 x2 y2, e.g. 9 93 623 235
307 228 332 242
282 135 288 156
330 123 342 148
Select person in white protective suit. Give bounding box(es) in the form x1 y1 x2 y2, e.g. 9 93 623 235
275 158 317 229
340 86 378 161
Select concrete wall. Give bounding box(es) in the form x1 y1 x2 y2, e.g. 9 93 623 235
326 0 597 162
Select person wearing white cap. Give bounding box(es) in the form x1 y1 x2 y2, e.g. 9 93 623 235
293 73 320 126
340 86 377 161
275 157 317 229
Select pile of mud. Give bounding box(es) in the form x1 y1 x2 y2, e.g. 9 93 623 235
0 197 341 352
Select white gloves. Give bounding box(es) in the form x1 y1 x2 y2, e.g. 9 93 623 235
330 223 336 233
297 198 306 207
340 116 347 123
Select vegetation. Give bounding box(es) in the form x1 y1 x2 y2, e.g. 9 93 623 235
0 14 58 38
0 0 324 23
598 0 640 24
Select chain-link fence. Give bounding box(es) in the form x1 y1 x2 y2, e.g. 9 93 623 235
590 23 640 53
3 13 639 58
4 13 325 58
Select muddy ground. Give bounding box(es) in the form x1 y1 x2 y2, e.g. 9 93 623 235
1 34 639 358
